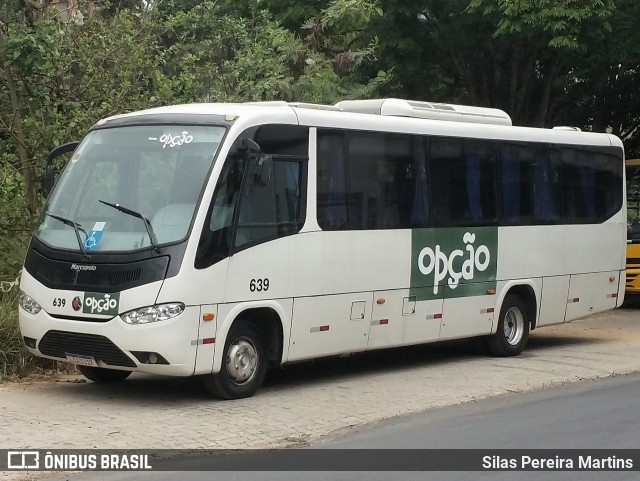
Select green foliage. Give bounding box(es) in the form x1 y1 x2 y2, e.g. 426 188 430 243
363 0 632 131
548 0 640 154
160 0 388 103
0 163 29 232
1 0 389 231
0 288 25 379
467 0 616 50
302 0 383 71
0 229 28 379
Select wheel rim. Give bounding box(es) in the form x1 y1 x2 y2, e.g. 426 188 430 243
225 337 259 385
503 307 525 346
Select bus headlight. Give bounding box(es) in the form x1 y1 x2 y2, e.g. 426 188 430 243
19 291 42 315
121 303 185 325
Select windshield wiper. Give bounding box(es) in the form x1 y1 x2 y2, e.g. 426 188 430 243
98 200 160 253
45 212 88 257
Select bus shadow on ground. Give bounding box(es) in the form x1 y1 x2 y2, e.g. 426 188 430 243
262 333 602 391
526 333 604 351
60 330 605 403
61 341 486 402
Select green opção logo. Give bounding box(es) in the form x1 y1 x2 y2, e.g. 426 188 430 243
82 292 120 316
410 227 498 300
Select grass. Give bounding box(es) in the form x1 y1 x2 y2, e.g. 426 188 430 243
0 288 31 379
0 233 77 380
0 231 55 380
0 287 70 381
0 228 28 379
0 286 48 380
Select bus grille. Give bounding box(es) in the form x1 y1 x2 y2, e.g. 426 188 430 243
38 330 136 368
39 268 142 288
24 248 170 294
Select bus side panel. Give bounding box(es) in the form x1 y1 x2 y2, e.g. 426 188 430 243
224 230 412 361
439 292 495 341
498 224 624 280
537 275 570 327
156 259 229 306
498 226 569 280
565 271 620 322
367 290 443 349
287 293 372 362
193 304 218 374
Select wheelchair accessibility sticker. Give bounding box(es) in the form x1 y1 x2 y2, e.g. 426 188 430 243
85 222 106 250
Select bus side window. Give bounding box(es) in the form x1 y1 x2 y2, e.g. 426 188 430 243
562 148 622 223
532 147 561 223
429 137 496 227
234 159 305 249
500 143 537 225
317 130 349 230
195 153 244 269
234 125 308 250
317 130 430 231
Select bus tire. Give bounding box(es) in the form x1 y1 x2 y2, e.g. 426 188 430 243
486 294 529 357
78 366 131 383
202 321 267 400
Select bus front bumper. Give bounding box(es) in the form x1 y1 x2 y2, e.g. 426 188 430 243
19 306 203 377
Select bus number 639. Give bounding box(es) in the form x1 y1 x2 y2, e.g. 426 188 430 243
250 278 269 292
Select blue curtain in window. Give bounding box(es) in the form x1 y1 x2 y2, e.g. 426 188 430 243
501 148 520 222
324 135 348 229
533 150 559 222
579 155 596 219
282 161 301 220
411 138 429 226
465 151 482 223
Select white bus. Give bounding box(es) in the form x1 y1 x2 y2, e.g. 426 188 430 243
19 99 626 399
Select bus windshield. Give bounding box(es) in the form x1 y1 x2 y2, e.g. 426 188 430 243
627 160 640 242
37 124 225 253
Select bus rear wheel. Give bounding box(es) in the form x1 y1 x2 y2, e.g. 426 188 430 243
78 366 131 383
202 321 267 400
486 294 529 356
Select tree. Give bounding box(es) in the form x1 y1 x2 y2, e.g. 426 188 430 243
466 0 616 126
0 3 196 227
362 0 619 127
0 0 390 231
551 0 640 155
159 0 389 103
0 0 53 217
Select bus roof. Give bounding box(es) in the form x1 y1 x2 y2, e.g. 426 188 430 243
95 100 623 150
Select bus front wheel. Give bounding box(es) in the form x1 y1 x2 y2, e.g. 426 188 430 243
202 321 267 400
486 294 529 356
78 366 131 383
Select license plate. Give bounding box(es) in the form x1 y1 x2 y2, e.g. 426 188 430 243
65 354 98 367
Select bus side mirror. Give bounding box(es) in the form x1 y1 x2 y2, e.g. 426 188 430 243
255 154 273 187
42 141 80 196
42 164 55 197
229 137 272 187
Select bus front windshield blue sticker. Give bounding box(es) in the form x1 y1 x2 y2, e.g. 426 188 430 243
85 222 106 250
